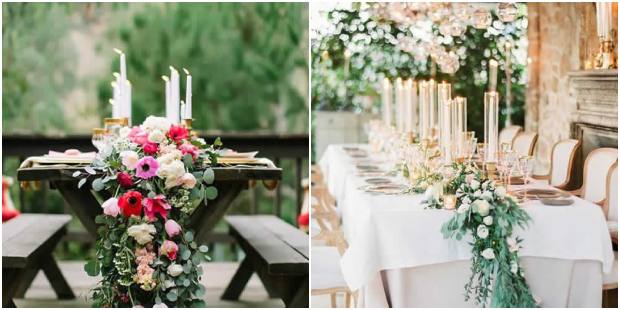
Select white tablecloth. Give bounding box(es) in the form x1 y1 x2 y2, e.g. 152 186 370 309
319 144 616 307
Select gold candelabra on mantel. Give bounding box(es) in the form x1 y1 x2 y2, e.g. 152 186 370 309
594 38 617 69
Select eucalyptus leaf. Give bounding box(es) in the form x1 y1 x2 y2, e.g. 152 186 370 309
198 245 209 253
202 168 215 184
92 178 105 191
84 260 100 276
72 171 81 177
166 290 178 302
184 231 194 242
204 186 218 200
84 166 97 175
77 178 87 189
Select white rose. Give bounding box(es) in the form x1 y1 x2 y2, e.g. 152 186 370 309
481 190 494 201
127 224 156 245
180 173 197 189
495 186 506 199
157 160 185 180
148 130 165 143
507 237 519 253
482 180 488 190
474 190 482 197
477 225 489 239
473 199 491 216
142 116 171 133
457 203 470 214
167 263 184 277
470 180 480 190
483 216 493 226
510 261 519 274
164 280 176 289
153 303 168 308
120 150 139 170
157 150 183 166
481 248 495 260
462 196 471 204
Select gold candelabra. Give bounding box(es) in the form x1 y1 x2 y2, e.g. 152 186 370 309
594 39 617 69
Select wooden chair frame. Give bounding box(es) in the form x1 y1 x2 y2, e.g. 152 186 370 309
604 161 618 246
532 139 581 190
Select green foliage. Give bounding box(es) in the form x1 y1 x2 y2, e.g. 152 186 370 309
2 3 77 133
311 6 528 137
100 3 308 132
440 163 536 307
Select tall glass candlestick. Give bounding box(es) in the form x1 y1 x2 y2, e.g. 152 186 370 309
418 81 430 139
454 97 467 157
504 43 512 126
488 59 498 91
382 78 393 127
404 79 413 133
484 92 499 163
395 78 404 132
441 99 453 164
429 79 437 135
437 81 451 144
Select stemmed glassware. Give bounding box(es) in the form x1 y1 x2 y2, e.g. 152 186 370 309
519 155 534 191
92 128 107 152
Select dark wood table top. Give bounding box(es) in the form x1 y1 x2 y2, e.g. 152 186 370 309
17 165 282 182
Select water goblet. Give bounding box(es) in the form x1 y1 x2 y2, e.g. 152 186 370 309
92 128 107 152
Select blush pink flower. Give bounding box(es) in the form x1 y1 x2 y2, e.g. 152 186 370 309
102 197 120 217
143 195 171 221
135 156 159 179
165 219 182 237
179 143 199 159
128 126 148 146
159 240 179 261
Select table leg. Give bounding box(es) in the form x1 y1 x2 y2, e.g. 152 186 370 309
54 180 102 237
190 181 245 243
286 277 309 308
221 256 254 301
41 255 75 299
3 268 21 308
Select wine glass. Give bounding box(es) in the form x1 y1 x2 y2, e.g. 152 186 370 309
519 156 534 185
92 128 107 152
476 143 486 164
467 137 478 164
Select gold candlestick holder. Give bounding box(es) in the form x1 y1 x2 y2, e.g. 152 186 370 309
485 162 497 181
595 39 617 69
181 118 193 129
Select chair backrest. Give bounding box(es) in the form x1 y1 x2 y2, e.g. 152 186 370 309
513 132 538 157
499 125 522 145
582 148 618 203
549 139 581 188
605 162 618 223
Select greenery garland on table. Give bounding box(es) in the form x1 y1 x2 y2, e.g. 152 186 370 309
75 116 223 307
424 163 537 307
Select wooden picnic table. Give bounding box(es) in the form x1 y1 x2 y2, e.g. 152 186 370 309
17 165 282 243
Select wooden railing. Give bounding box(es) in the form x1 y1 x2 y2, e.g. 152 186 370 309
2 132 309 246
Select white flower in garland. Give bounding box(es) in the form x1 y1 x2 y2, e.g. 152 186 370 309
473 190 482 198
507 236 520 252
153 303 168 308
481 190 494 201
495 186 507 199
510 261 519 274
457 203 470 214
483 215 493 225
472 199 491 216
462 196 471 205
142 116 171 133
127 223 156 245
148 130 166 143
481 248 495 260
167 263 184 277
120 150 140 170
470 179 480 190
477 225 489 239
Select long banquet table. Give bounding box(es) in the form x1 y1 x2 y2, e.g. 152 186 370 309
319 144 615 307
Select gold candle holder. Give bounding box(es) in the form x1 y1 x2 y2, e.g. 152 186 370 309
181 118 193 130
444 194 457 210
595 39 617 69
485 162 497 181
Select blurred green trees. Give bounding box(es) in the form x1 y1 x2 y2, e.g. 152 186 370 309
3 2 308 134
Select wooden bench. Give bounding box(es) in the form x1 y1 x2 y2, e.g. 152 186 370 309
222 215 309 307
2 214 75 307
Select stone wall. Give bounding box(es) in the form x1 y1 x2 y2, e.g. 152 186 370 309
525 2 617 171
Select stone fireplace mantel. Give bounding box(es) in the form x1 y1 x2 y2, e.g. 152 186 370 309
568 69 618 186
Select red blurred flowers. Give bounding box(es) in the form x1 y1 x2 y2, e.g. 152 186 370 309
167 125 189 143
119 191 143 217
143 195 171 221
117 172 133 188
143 142 159 155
